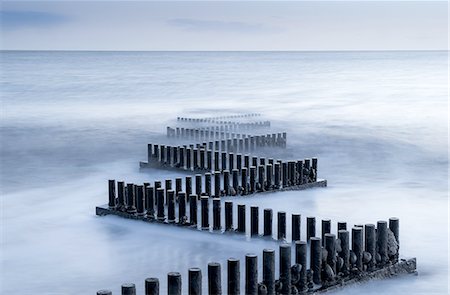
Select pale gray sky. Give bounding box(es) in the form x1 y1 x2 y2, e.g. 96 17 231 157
0 1 448 50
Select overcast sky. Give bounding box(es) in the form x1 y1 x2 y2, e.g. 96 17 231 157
0 1 448 51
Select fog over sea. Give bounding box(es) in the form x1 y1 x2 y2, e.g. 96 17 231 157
1 51 448 294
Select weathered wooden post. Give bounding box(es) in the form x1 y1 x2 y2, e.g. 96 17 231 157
307 217 316 241
167 146 172 166
277 211 286 240
165 179 172 204
117 181 125 211
207 150 212 171
223 170 230 196
252 157 258 167
179 147 185 169
201 196 209 230
237 204 246 233
365 224 376 269
208 263 222 295
168 272 182 295
145 278 159 295
167 190 175 223
108 180 116 208
157 188 165 221
249 166 256 193
274 162 281 188
126 183 137 214
229 153 234 171
241 167 248 195
122 283 136 295
175 178 182 197
263 209 273 237
295 160 303 185
227 258 240 295
225 201 233 231
188 268 202 295
282 162 288 187
292 214 301 241
250 206 259 236
279 244 291 295
136 185 145 216
263 249 275 295
236 154 242 172
146 186 155 218
189 194 198 225
193 148 199 169
338 230 350 274
312 158 318 181
325 233 337 276
352 227 363 271
232 169 239 193
200 149 206 170
214 151 220 171
214 171 221 197
178 192 186 224
389 217 400 252
288 161 295 185
377 221 388 265
205 173 212 196
266 164 273 190
245 254 258 295
195 174 202 197
295 241 307 293
186 148 192 170
310 237 322 284
213 198 221 230
160 145 166 164
321 219 331 245
258 165 265 191
185 176 192 198
244 155 250 169
221 152 227 171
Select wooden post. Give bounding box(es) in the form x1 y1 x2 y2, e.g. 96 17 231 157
236 154 242 172
178 192 186 224
244 155 250 169
266 164 273 190
214 151 220 171
377 221 388 265
295 241 307 293
229 153 234 171
389 217 400 248
117 181 125 211
200 149 205 169
249 166 256 193
207 150 212 171
277 211 286 240
121 283 136 295
136 185 145 216
167 190 175 223
221 152 227 171
195 174 202 197
352 227 363 271
338 230 350 274
310 237 322 284
108 180 116 208
165 179 172 204
337 222 347 231
279 244 291 295
223 170 230 196
201 196 209 230
245 254 258 295
205 173 211 196
227 258 240 295
263 209 273 237
146 186 155 219
237 204 246 233
189 195 198 225
208 263 222 295
225 201 233 231
365 224 376 269
274 162 280 188
185 177 192 198
325 233 336 276
241 168 248 195
126 183 137 214
156 188 165 221
168 272 182 295
282 162 288 187
321 219 331 245
213 198 221 230
186 148 192 170
258 165 265 191
263 249 275 295
306 217 316 241
188 268 202 295
288 161 295 185
232 169 239 194
250 206 259 236
214 171 221 197
292 214 301 241
145 278 159 295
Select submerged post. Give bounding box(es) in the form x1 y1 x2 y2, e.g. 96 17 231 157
277 211 286 240
168 272 182 295
250 206 259 236
208 262 222 295
245 254 258 295
310 237 322 284
292 214 301 241
307 217 316 241
279 244 291 295
227 258 240 295
121 283 136 295
225 201 233 231
145 278 159 295
263 249 275 295
263 209 273 237
188 268 202 295
295 241 307 293
237 204 246 233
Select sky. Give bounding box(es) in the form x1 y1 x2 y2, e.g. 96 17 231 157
0 1 448 51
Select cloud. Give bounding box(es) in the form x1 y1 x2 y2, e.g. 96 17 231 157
0 10 70 30
167 18 278 34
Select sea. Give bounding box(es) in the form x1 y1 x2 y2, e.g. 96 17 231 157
0 51 448 294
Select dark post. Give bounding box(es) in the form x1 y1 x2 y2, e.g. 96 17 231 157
325 233 337 276
310 237 322 284
186 148 192 170
225 201 233 231
178 192 186 224
117 181 125 211
365 224 376 269
185 177 192 198
146 187 155 218
167 190 175 223
279 244 291 295
205 173 212 196
168 272 182 295
126 183 137 214
221 152 227 171
337 222 347 231
223 170 230 196
263 209 273 237
389 217 400 247
241 168 248 195
227 258 240 295
252 156 258 167
338 230 350 274
377 221 388 265
213 198 221 230
195 174 202 197
266 164 273 190
292 214 301 241
165 179 172 204
188 268 202 295
263 249 275 295
236 154 242 172
295 241 307 293
306 217 316 241
193 148 198 169
156 188 165 221
288 161 295 185
122 283 136 295
179 147 185 168
175 178 182 197
232 169 239 193
201 196 209 230
200 149 205 169
237 204 246 233
274 162 280 188
229 153 234 171
245 254 258 295
208 262 222 295
258 165 265 191
244 155 250 169
207 150 212 171
189 194 198 226
214 151 220 171
145 278 159 295
250 206 259 236
296 160 304 185
321 219 331 245
108 180 116 208
352 227 363 271
282 162 288 187
249 166 256 193
136 185 145 216
214 171 221 197
277 211 286 240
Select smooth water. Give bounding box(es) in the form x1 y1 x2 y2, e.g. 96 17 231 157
0 51 448 294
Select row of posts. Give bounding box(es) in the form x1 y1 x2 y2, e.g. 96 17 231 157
177 113 261 123
98 217 399 295
165 129 286 149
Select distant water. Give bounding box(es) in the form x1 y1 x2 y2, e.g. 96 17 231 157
1 51 448 294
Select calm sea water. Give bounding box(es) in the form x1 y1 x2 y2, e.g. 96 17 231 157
0 51 448 294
